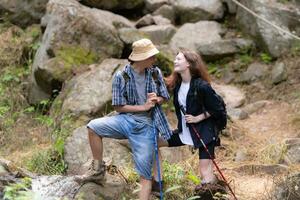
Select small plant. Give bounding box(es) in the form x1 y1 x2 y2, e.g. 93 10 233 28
3 177 34 200
260 53 272 64
239 54 253 65
26 148 67 175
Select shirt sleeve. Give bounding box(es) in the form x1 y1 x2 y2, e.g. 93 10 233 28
155 68 170 100
112 72 127 106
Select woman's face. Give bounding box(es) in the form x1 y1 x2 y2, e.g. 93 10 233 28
174 52 189 73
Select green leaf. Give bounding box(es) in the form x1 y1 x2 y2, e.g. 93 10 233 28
165 185 182 193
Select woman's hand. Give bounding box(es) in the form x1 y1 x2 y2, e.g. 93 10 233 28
185 114 203 123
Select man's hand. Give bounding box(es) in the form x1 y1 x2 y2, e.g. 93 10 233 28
144 93 156 111
147 92 164 104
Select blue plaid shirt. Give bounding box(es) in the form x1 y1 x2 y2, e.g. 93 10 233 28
112 64 172 140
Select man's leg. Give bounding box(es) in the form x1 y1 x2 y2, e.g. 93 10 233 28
88 127 103 161
139 177 152 200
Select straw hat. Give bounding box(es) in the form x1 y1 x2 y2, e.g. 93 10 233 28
128 38 159 61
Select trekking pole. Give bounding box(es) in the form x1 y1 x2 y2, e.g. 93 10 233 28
179 106 238 200
153 129 163 200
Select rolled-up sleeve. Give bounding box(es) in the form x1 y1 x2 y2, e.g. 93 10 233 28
112 72 127 106
156 68 170 100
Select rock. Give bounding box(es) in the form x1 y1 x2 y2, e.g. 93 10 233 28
222 0 237 14
239 62 269 83
227 108 248 120
221 69 235 84
197 38 254 61
118 28 150 45
78 0 144 10
56 59 128 118
145 0 169 12
236 0 300 57
139 24 176 44
170 21 224 53
234 150 247 162
212 83 246 108
283 138 300 164
28 0 133 104
0 163 8 176
242 100 270 115
31 176 81 200
153 4 176 24
160 146 191 164
75 175 125 200
272 172 300 200
234 164 289 175
64 126 133 175
172 0 224 24
272 62 287 84
135 14 171 28
0 0 49 27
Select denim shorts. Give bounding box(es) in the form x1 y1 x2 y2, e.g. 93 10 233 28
87 113 155 180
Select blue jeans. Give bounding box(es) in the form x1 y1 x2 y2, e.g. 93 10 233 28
87 114 155 180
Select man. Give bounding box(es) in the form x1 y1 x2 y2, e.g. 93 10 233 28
76 38 172 199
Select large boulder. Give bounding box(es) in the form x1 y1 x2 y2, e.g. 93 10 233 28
64 126 133 175
236 0 300 57
139 24 176 44
153 4 176 24
283 138 300 164
52 59 128 119
170 21 224 53
0 0 49 28
172 0 224 24
28 0 133 104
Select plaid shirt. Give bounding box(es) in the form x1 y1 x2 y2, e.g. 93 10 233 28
112 64 172 140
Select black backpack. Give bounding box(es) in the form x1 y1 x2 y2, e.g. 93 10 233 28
213 93 227 133
198 87 227 135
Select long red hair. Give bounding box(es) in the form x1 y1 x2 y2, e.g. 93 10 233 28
165 49 211 90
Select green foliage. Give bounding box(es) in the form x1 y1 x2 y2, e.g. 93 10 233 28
260 53 272 64
25 148 67 175
3 177 34 200
155 52 173 76
187 171 201 185
162 161 185 185
239 54 253 65
291 41 300 56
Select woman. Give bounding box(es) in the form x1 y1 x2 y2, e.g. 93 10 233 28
153 49 223 192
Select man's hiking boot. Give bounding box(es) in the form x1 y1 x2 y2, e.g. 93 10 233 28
151 178 164 198
74 160 106 185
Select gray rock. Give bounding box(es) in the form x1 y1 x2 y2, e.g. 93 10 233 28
153 4 176 24
212 83 246 109
227 108 249 120
78 0 144 10
170 21 224 52
172 0 224 24
239 62 269 83
236 0 300 57
0 0 49 27
272 62 287 84
145 0 169 12
118 28 150 45
234 150 247 162
222 0 237 14
64 126 132 175
28 0 133 104
75 176 125 200
235 164 289 175
0 164 8 176
272 172 300 200
198 38 254 61
243 100 270 115
284 138 300 164
135 14 171 28
60 59 128 121
221 69 235 84
139 24 176 44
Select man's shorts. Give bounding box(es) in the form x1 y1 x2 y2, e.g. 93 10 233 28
167 133 215 159
87 113 155 180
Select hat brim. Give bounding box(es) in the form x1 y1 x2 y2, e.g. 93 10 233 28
128 48 159 61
